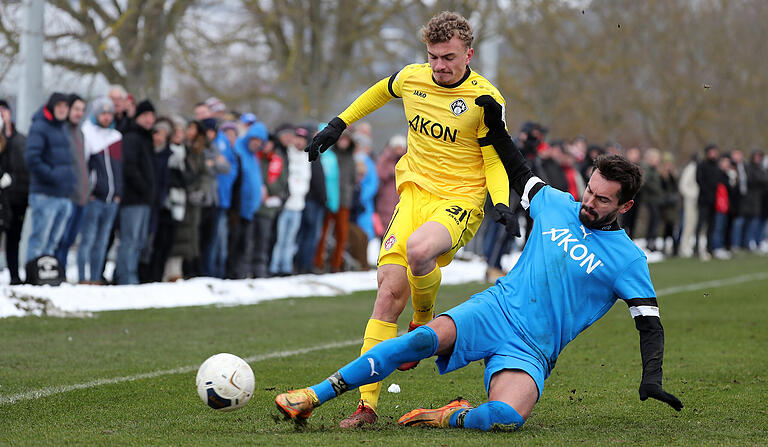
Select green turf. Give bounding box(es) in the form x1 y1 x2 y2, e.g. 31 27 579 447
1 254 767 446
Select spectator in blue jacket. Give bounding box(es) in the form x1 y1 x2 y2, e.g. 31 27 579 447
204 121 239 278
77 97 122 284
227 122 265 279
24 92 76 263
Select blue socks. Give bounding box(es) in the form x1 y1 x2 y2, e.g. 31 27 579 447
449 400 525 431
310 326 439 405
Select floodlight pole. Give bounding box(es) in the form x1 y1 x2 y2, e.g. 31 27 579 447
17 0 45 134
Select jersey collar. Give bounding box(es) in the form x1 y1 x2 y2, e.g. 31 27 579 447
432 66 472 89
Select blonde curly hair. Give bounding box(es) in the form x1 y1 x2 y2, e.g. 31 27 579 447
420 11 473 48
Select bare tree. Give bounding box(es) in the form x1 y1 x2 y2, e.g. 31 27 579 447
44 0 195 99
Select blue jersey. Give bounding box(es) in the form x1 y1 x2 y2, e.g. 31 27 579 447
495 185 655 376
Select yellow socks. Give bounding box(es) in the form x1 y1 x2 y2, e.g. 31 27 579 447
358 318 398 411
408 265 442 325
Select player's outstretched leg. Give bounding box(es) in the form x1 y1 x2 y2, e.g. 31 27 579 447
399 265 441 371
275 326 439 422
398 400 525 431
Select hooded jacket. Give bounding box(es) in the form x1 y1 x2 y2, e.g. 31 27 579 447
214 131 239 209
234 123 266 220
82 116 123 203
24 105 75 198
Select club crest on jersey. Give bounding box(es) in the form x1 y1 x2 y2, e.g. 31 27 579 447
384 235 397 251
450 98 468 116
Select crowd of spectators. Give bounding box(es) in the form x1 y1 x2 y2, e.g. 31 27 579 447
0 89 766 286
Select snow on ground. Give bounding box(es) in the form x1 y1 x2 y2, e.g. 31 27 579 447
0 239 664 319
0 258 488 319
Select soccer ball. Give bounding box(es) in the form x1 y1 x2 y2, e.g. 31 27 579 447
196 353 255 411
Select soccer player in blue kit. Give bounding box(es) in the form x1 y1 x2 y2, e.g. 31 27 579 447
275 95 683 431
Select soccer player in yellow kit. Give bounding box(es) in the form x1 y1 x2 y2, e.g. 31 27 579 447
303 11 518 428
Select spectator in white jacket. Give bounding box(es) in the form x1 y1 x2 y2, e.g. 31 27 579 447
677 153 699 258
270 125 311 276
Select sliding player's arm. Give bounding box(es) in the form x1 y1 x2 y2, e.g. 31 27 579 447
305 75 398 161
475 95 545 222
617 258 683 412
626 298 683 411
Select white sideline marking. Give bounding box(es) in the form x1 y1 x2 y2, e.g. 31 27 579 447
655 271 768 296
0 338 362 406
2 271 767 406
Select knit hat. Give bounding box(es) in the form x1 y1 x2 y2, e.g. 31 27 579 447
153 120 172 136
205 96 226 113
219 121 237 133
91 96 114 115
135 99 156 118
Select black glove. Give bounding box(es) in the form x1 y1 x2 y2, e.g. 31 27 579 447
491 203 520 237
475 95 507 140
305 117 347 162
639 383 683 411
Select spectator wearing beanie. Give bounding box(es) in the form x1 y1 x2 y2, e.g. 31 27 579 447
116 99 156 284
0 99 30 284
77 96 122 284
55 94 89 269
24 92 76 263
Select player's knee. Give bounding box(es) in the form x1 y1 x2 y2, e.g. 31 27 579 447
405 237 433 270
403 326 438 357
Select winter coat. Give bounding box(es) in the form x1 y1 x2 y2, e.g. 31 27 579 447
539 157 568 194
742 161 768 218
66 122 89 206
0 141 13 229
256 147 288 220
164 143 192 222
2 124 29 208
121 121 156 206
283 144 311 211
214 132 238 209
149 146 172 233
24 106 75 198
660 171 681 224
320 149 339 213
82 118 123 203
333 141 357 209
696 158 720 206
374 147 401 228
678 160 699 202
356 153 378 240
234 123 265 220
641 163 664 206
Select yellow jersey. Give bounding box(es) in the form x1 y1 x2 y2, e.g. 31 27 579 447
338 63 509 208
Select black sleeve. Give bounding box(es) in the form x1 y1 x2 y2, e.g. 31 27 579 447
626 297 665 386
481 133 545 206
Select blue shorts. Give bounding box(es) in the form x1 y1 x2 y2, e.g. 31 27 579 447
435 287 546 399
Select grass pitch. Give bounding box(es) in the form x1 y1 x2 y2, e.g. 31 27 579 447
1 254 767 446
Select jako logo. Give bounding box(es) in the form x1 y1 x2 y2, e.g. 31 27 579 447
413 90 427 98
542 228 604 274
408 114 457 143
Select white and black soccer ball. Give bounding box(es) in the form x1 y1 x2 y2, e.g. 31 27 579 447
196 353 255 411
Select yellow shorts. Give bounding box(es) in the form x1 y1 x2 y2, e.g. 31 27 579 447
378 182 484 268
